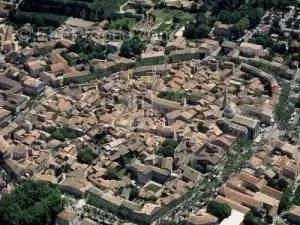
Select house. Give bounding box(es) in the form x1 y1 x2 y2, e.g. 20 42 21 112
230 114 259 139
0 107 11 126
240 42 264 57
0 76 23 96
288 205 300 225
59 177 92 197
221 41 237 54
150 97 183 115
23 77 46 95
239 104 274 125
26 60 47 78
166 36 186 53
0 94 29 114
214 22 232 40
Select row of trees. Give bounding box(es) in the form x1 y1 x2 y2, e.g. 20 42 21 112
273 83 294 130
19 0 123 21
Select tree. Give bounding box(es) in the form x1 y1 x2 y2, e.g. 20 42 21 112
207 201 231 220
120 36 144 58
294 186 300 206
278 186 294 213
244 210 266 225
106 166 123 180
0 181 65 225
157 139 179 158
251 34 274 48
129 185 139 201
183 13 210 39
248 8 264 28
233 17 250 37
46 127 79 141
77 148 96 164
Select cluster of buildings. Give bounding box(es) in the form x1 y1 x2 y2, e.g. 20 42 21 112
0 54 283 224
0 1 298 224
185 140 300 225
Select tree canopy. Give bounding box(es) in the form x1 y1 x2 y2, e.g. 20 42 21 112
244 210 266 225
120 37 144 58
0 181 65 225
157 139 179 158
278 186 294 213
77 148 96 164
207 201 231 220
183 13 210 39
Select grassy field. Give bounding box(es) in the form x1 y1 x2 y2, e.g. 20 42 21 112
153 8 193 22
153 8 193 34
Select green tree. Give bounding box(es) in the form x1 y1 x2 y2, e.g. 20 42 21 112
294 186 300 206
183 13 210 39
46 127 79 141
244 210 266 225
106 166 124 180
0 181 65 225
207 201 231 220
120 36 144 58
248 8 264 28
157 139 179 158
233 17 250 37
278 186 294 213
251 34 274 48
77 148 96 164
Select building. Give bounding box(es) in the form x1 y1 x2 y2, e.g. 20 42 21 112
288 205 300 224
231 114 259 139
240 42 264 57
26 60 47 78
221 41 237 54
0 107 11 127
23 77 46 95
239 104 274 125
214 22 232 40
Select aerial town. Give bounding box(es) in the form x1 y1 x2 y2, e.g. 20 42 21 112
0 0 299 225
